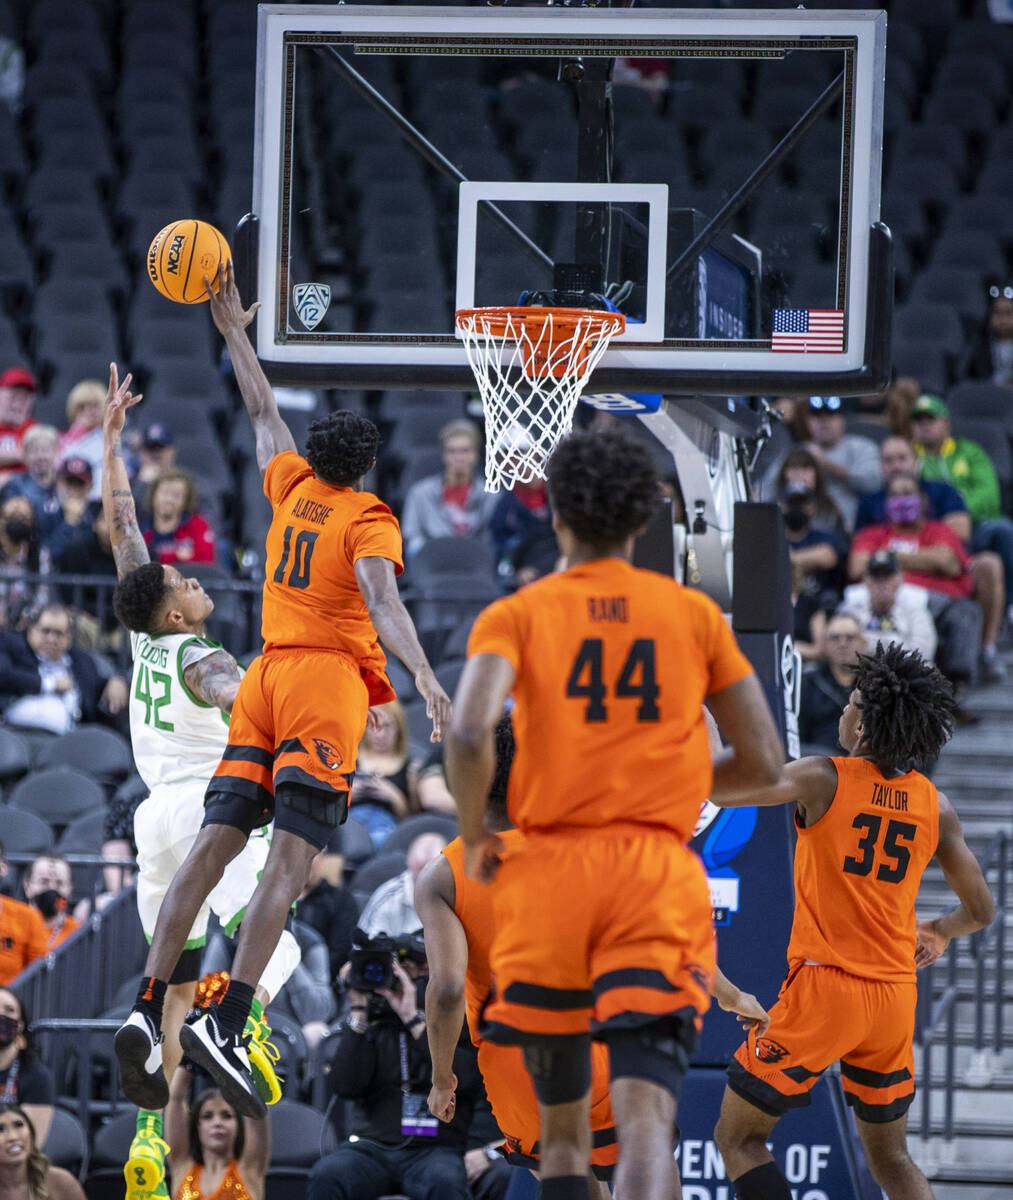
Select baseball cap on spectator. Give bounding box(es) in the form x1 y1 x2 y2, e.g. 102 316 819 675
60 457 93 485
143 423 174 448
910 394 948 420
866 549 900 577
0 368 38 393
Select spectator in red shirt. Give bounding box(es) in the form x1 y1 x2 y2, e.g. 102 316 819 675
0 368 37 487
400 419 497 558
141 468 216 565
849 473 985 698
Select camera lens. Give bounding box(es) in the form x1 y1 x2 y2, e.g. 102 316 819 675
363 959 386 985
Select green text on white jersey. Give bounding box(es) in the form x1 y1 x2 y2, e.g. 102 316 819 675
129 631 232 790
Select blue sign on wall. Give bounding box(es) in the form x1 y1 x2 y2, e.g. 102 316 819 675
677 1070 883 1200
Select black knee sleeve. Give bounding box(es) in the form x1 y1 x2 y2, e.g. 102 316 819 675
274 781 347 850
522 1035 591 1106
168 946 202 986
202 789 270 838
604 1013 697 1099
732 1162 792 1200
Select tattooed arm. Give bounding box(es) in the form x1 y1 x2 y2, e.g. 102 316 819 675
183 649 242 714
101 363 150 579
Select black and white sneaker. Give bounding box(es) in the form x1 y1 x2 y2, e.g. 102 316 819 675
179 1008 267 1119
114 1010 169 1110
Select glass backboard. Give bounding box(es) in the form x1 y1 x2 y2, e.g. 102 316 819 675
251 5 889 394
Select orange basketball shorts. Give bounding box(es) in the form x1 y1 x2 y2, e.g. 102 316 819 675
478 1039 617 1180
728 962 917 1123
482 824 715 1043
204 648 369 848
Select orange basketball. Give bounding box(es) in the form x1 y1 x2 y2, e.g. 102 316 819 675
147 219 231 304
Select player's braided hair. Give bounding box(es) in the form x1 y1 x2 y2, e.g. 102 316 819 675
547 429 658 547
853 642 956 769
305 410 380 486
112 561 171 634
486 712 515 829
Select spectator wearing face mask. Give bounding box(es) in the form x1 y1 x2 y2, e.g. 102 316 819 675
0 987 55 1146
21 855 79 952
0 495 49 630
0 425 62 543
779 479 848 660
849 474 985 704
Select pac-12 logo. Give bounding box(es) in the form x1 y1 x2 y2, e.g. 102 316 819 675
293 282 331 331
313 739 343 770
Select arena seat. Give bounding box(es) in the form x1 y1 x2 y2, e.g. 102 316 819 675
8 766 107 834
407 537 498 587
43 1107 89 1180
946 381 1013 427
350 849 407 909
0 808 54 857
383 813 458 855
257 1011 308 1100
56 808 109 857
264 1098 337 1166
337 815 376 868
37 726 134 790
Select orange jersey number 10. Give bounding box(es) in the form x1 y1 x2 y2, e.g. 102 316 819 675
273 525 319 590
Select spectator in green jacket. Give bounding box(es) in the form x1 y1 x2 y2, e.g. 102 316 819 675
911 392 1013 633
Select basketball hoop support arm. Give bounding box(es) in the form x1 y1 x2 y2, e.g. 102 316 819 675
321 47 553 273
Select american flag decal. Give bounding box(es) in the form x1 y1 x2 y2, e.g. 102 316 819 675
771 308 844 353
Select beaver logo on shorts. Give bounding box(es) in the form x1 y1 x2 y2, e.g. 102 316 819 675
313 739 343 770
755 1037 790 1064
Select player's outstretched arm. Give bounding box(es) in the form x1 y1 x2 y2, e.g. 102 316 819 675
101 362 149 579
183 650 242 714
445 653 514 882
354 556 451 741
916 792 995 967
713 965 770 1036
415 855 466 1122
205 261 295 476
707 673 785 805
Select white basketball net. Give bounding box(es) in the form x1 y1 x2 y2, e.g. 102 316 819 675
456 307 625 492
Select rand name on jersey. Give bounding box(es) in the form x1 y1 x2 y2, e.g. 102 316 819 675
129 631 232 790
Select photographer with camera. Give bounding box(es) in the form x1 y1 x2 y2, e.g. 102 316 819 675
308 931 483 1200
